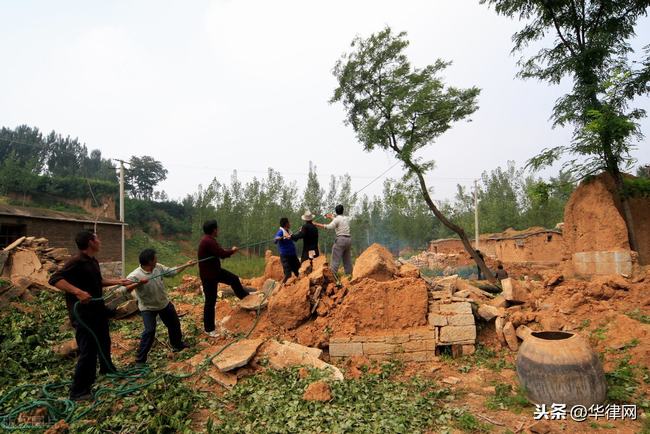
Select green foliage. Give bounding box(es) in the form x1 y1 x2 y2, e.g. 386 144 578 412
623 176 650 198
76 377 201 434
638 164 650 178
125 155 169 200
331 26 486 264
605 356 647 407
446 162 574 234
0 164 118 201
485 383 529 413
626 309 650 324
481 0 649 182
454 412 492 433
0 291 72 386
212 364 457 433
0 125 116 181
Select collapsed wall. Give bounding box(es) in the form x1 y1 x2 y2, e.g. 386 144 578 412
563 173 650 273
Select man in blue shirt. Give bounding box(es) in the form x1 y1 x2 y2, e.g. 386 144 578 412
275 217 300 283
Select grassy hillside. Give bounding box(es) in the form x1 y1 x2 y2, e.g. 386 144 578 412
125 232 265 283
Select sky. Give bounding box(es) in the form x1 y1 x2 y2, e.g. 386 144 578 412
1 0 649 204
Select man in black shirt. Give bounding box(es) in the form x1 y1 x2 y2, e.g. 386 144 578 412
291 211 320 263
49 230 133 401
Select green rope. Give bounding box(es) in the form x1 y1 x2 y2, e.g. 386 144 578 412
0 260 271 431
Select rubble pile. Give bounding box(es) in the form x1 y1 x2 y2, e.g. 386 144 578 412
0 236 68 304
402 250 472 274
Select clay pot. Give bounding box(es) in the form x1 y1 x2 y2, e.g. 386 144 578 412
516 331 606 407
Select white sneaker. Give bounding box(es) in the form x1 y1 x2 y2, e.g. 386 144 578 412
205 330 221 338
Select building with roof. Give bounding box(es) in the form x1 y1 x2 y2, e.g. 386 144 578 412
0 204 125 262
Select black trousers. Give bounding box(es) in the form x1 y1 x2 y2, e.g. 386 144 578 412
280 254 300 282
135 302 183 363
201 268 248 332
70 307 114 398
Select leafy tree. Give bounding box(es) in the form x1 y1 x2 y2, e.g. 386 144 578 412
478 162 522 232
302 161 324 216
0 125 46 173
637 164 650 178
44 132 88 178
481 0 650 252
330 27 495 281
125 156 168 200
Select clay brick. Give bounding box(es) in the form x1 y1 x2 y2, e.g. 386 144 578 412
410 329 437 341
447 314 475 326
396 351 436 362
439 302 472 315
402 339 436 352
329 341 363 357
365 354 391 361
351 335 386 343
385 334 410 344
451 344 476 358
329 336 351 344
428 313 448 326
439 325 476 343
362 342 397 355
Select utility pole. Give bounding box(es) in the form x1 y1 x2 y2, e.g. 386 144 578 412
118 160 126 278
474 179 479 250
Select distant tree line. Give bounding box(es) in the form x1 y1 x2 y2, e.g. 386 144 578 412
0 125 168 203
7 125 647 255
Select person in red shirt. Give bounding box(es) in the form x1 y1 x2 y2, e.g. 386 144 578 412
197 219 250 337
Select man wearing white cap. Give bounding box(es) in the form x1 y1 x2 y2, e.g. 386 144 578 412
291 210 320 263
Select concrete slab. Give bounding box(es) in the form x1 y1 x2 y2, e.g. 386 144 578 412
212 338 264 372
239 292 268 311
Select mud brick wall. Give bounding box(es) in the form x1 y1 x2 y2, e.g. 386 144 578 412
329 328 437 363
428 301 477 345
0 216 122 262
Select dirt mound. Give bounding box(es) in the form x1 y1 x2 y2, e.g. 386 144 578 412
563 173 630 256
302 381 332 401
268 278 312 329
263 250 284 281
328 277 428 336
352 243 398 282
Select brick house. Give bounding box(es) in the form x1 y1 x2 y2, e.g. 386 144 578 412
0 204 124 262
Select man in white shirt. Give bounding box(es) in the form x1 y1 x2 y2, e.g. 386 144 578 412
126 249 193 366
315 204 353 275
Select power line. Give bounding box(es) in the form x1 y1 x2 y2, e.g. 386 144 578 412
1 136 480 184
353 161 401 196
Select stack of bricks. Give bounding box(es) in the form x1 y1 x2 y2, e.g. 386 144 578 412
329 327 437 363
428 301 476 355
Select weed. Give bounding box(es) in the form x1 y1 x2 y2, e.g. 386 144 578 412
626 309 650 324
577 319 591 330
455 412 492 432
606 356 640 404
589 421 616 430
590 325 608 341
485 383 529 413
211 364 458 433
463 345 513 372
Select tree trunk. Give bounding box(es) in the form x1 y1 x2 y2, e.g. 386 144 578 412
407 162 497 283
599 129 639 253
611 169 639 253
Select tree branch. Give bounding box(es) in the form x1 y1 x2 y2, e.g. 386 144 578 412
541 0 578 57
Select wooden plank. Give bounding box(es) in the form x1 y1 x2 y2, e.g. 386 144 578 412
3 236 26 252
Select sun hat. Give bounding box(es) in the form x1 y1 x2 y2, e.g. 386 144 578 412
301 210 315 221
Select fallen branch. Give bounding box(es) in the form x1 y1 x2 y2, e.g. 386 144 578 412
477 413 505 426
